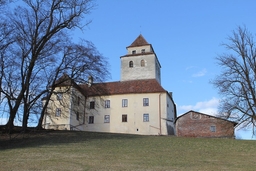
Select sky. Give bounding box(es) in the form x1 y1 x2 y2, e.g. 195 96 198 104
72 0 256 140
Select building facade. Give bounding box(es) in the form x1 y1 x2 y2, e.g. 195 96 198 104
175 111 237 138
43 35 177 135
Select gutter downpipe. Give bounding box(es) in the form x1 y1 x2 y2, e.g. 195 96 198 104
69 86 73 130
159 93 162 135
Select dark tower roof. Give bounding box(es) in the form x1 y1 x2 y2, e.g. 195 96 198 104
127 34 150 47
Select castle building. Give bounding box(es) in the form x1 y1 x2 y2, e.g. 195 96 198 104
43 35 177 135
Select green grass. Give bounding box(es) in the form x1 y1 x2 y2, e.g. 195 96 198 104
0 131 256 171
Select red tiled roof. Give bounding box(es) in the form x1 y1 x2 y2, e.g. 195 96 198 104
127 34 150 47
54 74 73 86
80 79 166 96
54 74 87 96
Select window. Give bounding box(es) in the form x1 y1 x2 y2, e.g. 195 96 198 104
90 101 95 109
105 100 110 108
55 108 61 117
77 97 80 106
56 93 63 100
143 114 149 122
122 99 128 107
104 115 110 123
210 126 216 132
76 112 79 121
122 114 127 122
132 50 136 54
141 59 145 67
89 116 94 124
141 49 145 53
143 98 149 106
83 113 85 124
129 61 133 68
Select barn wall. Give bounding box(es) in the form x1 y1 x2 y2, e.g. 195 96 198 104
176 111 235 138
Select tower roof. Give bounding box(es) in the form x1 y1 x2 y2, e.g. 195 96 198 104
128 34 150 47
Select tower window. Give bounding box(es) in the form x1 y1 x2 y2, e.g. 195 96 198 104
132 50 136 54
141 60 145 67
141 49 145 53
129 61 133 68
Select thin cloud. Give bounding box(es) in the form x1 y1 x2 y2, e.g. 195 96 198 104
185 66 196 70
192 68 207 77
178 97 219 116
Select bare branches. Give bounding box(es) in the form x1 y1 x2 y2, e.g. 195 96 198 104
212 26 256 130
0 0 109 132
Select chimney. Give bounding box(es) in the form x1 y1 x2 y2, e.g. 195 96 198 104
88 76 93 87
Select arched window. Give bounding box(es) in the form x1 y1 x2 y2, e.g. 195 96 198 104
129 61 133 68
141 60 145 67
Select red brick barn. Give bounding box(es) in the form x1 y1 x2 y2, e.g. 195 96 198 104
175 110 237 138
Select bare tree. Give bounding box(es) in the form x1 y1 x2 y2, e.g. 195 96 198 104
0 0 109 133
36 40 109 130
212 26 256 133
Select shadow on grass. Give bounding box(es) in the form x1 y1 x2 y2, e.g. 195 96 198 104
0 128 143 150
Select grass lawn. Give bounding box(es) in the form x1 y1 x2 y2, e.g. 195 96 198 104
0 130 256 171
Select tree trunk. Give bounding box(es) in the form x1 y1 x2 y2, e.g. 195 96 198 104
6 111 15 133
22 112 29 132
36 96 50 130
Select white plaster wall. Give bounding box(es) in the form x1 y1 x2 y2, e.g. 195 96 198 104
43 87 72 130
44 87 176 135
84 92 173 135
69 88 86 131
160 93 176 135
43 86 86 131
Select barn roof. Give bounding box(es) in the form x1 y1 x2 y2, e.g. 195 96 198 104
175 110 238 126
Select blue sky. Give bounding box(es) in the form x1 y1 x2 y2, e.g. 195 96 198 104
74 0 256 139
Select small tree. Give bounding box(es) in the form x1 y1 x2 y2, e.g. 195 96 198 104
212 26 256 133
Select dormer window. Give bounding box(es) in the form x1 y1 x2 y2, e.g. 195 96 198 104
141 49 145 53
132 50 136 54
129 61 133 68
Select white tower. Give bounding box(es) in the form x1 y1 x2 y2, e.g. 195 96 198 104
120 34 161 84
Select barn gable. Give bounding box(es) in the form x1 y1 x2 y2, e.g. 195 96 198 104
175 110 237 138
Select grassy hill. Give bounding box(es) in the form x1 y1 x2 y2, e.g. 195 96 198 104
0 130 256 171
